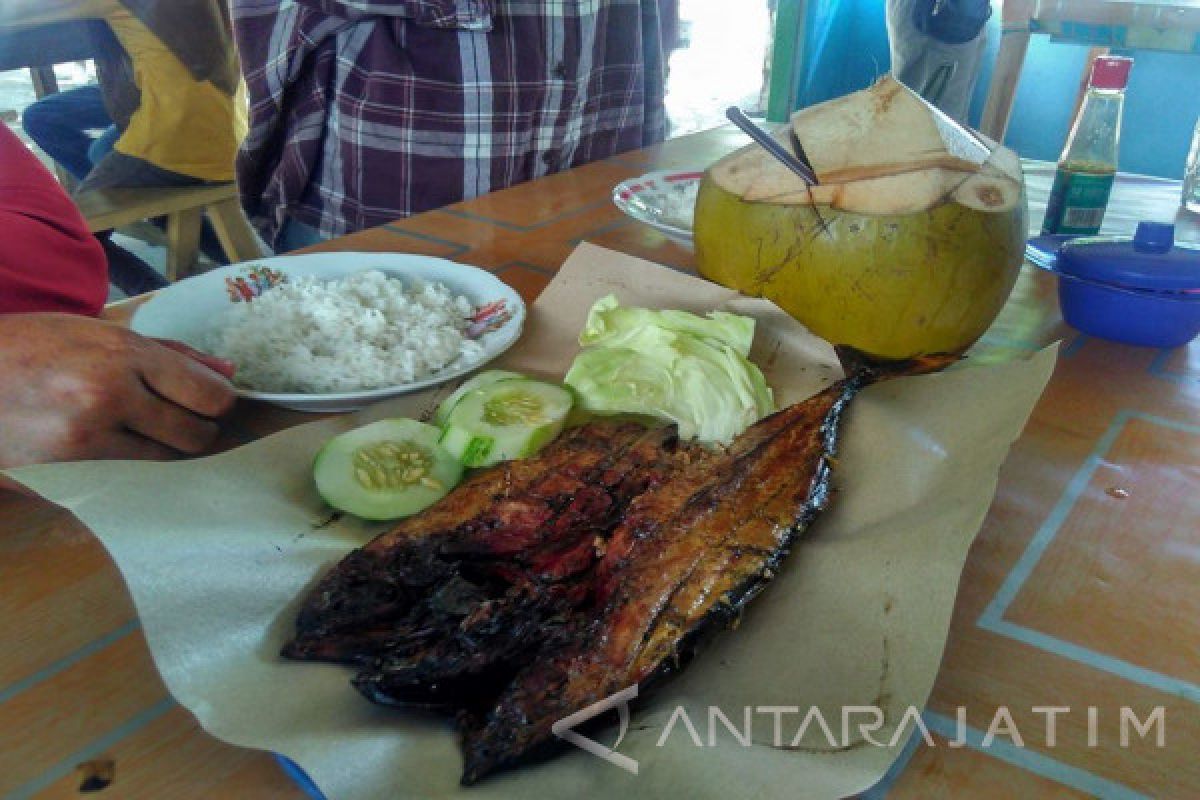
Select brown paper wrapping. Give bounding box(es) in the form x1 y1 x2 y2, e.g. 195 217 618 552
7 244 1056 799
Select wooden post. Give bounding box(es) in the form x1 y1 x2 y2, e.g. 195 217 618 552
28 66 59 97
980 0 1037 140
766 0 808 123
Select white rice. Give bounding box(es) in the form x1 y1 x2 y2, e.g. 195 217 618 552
657 179 700 229
208 270 485 393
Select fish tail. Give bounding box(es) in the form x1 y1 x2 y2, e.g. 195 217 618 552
834 344 960 385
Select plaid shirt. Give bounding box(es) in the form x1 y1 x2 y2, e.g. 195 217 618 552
231 0 667 246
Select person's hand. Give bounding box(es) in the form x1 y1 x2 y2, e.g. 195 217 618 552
154 338 238 380
0 313 237 469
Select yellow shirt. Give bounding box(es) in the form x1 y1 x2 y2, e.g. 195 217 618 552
1 0 246 182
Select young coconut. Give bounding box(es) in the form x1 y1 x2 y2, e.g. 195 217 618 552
694 76 1026 361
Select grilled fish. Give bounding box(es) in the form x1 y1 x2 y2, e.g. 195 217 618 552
284 378 860 783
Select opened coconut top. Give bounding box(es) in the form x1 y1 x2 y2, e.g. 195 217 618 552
709 76 1022 214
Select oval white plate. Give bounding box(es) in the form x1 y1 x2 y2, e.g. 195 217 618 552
612 170 702 248
131 252 526 412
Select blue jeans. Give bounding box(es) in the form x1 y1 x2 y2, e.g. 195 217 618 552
88 124 120 167
20 86 115 181
276 218 327 253
23 86 201 191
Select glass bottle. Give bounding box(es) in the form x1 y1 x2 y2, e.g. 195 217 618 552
1183 115 1200 214
1041 56 1133 235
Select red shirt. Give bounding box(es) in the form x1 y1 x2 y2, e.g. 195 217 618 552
0 124 107 316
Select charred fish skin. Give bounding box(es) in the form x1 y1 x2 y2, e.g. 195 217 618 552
630 375 859 686
283 377 861 787
344 426 683 708
458 380 859 784
352 586 572 712
285 422 680 683
283 423 655 662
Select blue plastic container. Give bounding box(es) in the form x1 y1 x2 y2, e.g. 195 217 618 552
275 754 326 800
1029 222 1200 348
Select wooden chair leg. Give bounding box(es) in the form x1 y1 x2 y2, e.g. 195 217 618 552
205 197 265 263
980 30 1031 140
980 0 1036 141
28 65 59 97
165 208 203 281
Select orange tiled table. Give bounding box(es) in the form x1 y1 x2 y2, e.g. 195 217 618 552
2 128 1197 799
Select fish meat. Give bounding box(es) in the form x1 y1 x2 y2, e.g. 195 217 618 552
284 377 861 783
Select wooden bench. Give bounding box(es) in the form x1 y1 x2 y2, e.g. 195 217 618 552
1 22 263 281
75 182 265 281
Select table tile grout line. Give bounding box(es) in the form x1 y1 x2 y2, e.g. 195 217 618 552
977 409 1200 704
981 408 1200 621
375 225 470 257
569 217 637 246
1148 348 1200 385
982 619 1200 703
439 197 612 232
2 697 175 800
0 619 139 705
921 712 1152 800
607 155 655 169
1059 333 1090 358
978 409 1132 624
494 260 557 276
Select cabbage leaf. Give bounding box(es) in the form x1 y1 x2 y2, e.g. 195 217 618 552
578 293 755 355
564 295 774 444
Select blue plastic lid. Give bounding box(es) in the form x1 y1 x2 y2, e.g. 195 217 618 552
1058 222 1200 293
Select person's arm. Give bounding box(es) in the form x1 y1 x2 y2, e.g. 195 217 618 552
0 313 236 470
0 123 108 316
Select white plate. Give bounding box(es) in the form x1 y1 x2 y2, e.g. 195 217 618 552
612 169 702 248
131 252 526 412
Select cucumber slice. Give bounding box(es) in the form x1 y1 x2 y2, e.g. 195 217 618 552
433 369 525 426
439 379 574 467
313 419 463 520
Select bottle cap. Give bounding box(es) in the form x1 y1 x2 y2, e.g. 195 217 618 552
1090 56 1133 90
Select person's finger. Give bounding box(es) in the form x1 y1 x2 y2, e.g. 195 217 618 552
91 428 179 462
136 340 237 419
0 474 37 496
154 338 237 379
121 381 222 455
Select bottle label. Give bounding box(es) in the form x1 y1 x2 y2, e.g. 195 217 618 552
1041 169 1115 235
